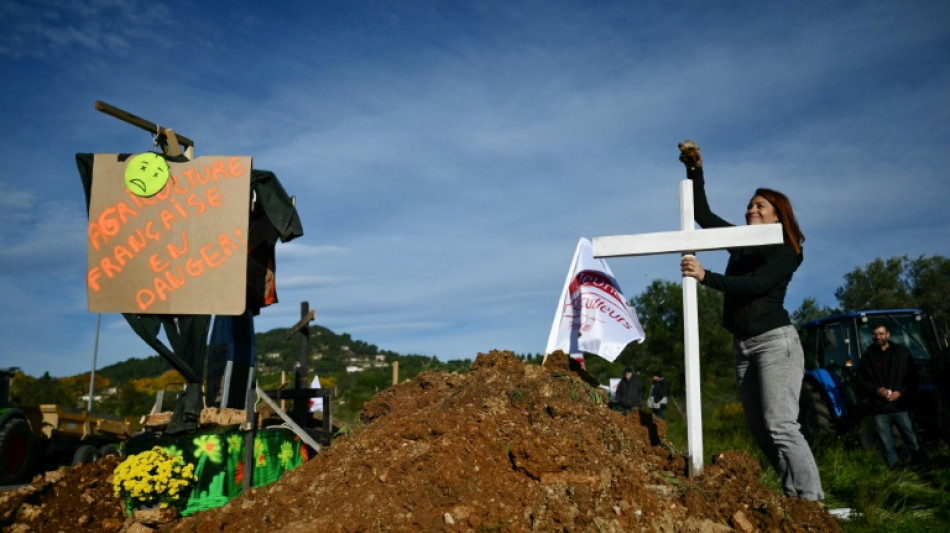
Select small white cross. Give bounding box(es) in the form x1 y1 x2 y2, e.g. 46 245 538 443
593 180 783 477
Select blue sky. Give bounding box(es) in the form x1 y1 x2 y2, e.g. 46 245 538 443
1 1 948 377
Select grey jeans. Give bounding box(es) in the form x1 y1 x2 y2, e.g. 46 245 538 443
735 325 824 501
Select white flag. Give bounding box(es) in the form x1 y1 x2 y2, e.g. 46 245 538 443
545 238 645 362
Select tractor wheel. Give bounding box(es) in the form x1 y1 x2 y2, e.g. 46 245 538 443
72 444 100 466
99 444 121 458
859 416 879 450
799 380 834 445
0 418 33 485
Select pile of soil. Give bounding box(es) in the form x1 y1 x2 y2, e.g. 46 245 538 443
0 351 840 532
0 455 126 532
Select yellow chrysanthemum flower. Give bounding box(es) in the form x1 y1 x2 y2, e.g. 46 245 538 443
112 446 198 509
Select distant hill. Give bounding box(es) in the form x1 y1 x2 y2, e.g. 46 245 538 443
88 324 449 382
68 323 476 421
33 323 548 422
97 355 172 382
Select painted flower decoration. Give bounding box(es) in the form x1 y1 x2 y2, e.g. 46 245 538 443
227 434 244 457
279 441 294 469
254 438 267 467
234 462 244 485
163 445 185 464
194 434 223 464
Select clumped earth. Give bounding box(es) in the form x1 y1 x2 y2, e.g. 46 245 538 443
0 350 840 532
0 454 127 532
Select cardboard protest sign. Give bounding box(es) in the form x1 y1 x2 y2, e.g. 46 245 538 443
86 154 251 315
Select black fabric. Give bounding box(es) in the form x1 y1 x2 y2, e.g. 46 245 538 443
122 314 211 433
206 312 256 409
245 207 280 315
250 169 303 243
76 153 94 212
168 384 204 434
121 314 208 383
688 167 801 338
858 342 918 414
246 169 304 315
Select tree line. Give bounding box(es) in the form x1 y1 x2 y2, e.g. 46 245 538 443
576 254 950 405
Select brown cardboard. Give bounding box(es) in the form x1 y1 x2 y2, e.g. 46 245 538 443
87 154 251 314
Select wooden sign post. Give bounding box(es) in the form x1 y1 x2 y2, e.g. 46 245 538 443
593 180 784 477
95 100 195 158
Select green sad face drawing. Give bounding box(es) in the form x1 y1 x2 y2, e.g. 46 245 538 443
125 152 170 197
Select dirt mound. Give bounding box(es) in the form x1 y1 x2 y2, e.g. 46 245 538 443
0 455 126 532
0 351 840 532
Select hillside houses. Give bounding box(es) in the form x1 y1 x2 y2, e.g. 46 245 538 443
257 350 390 374
345 354 389 373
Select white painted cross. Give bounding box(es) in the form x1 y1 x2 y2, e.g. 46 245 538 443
593 180 783 477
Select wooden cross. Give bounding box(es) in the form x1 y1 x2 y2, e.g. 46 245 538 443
593 180 784 477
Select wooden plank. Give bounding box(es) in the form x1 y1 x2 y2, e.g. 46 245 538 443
592 224 783 258
242 386 256 491
255 384 323 453
163 128 183 156
679 181 704 478
94 100 195 148
284 309 316 339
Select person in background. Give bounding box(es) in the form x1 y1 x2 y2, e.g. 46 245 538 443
615 367 643 416
857 323 926 468
647 371 669 420
677 139 824 502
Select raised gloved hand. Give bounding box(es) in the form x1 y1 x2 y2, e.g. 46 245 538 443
678 139 702 171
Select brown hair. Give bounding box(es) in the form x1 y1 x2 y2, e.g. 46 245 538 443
753 188 805 255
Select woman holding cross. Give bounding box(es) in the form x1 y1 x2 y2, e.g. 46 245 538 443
678 140 824 502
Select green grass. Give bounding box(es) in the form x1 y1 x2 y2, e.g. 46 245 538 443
821 440 950 533
661 397 950 532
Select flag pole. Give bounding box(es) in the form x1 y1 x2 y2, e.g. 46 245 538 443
87 313 101 412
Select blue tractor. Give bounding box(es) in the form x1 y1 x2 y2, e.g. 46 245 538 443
797 309 949 446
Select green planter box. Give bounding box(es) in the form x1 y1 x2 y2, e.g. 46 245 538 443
125 426 308 516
